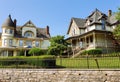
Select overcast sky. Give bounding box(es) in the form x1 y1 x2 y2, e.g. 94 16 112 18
0 0 119 38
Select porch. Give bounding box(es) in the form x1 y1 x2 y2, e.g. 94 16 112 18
0 47 31 57
66 30 116 54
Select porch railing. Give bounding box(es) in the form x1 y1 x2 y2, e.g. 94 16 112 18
72 42 114 50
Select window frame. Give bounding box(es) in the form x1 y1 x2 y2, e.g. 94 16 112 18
9 39 13 46
24 31 34 38
101 19 105 30
35 41 39 47
19 40 23 46
26 40 32 47
4 39 7 46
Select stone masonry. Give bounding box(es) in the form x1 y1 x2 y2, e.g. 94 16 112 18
0 69 120 82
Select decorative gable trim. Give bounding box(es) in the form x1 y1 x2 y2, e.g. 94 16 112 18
22 20 36 28
67 19 73 34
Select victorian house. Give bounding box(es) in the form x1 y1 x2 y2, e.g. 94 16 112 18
66 9 120 54
0 15 50 56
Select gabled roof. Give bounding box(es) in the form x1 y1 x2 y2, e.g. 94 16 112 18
22 20 36 27
73 18 86 28
108 14 119 25
67 17 86 34
67 9 119 35
15 26 50 38
87 9 107 23
37 28 50 38
2 15 15 27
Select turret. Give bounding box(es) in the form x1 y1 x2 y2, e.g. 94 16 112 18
1 15 15 47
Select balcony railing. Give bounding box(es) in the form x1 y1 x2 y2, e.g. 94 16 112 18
71 42 114 50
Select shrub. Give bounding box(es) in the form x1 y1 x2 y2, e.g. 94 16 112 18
28 48 43 56
18 50 24 56
0 58 27 66
81 49 102 56
0 55 56 68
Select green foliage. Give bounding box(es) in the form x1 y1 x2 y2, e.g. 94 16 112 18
81 49 102 55
17 49 24 56
0 55 56 68
113 8 120 39
116 8 120 20
47 35 68 56
28 48 43 56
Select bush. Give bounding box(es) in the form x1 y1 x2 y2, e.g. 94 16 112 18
0 58 27 66
81 49 102 56
0 55 56 68
28 48 43 56
18 50 24 56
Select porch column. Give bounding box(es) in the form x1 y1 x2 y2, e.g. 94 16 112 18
105 32 108 53
71 39 75 58
7 50 8 57
85 36 86 48
24 50 26 56
93 32 96 48
77 38 79 48
13 50 17 56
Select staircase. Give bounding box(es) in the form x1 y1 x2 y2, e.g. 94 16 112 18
71 47 85 58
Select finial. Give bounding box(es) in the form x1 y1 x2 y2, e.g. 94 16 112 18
95 8 98 11
9 14 11 18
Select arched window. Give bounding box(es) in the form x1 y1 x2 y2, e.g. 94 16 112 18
24 31 34 38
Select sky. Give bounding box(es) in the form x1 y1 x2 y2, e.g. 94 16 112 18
0 0 120 38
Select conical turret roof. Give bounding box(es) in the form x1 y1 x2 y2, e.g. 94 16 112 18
2 15 15 27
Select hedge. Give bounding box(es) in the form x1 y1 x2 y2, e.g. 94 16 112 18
0 55 56 68
81 49 102 56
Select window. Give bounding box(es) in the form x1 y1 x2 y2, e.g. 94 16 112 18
10 29 13 34
24 31 33 38
2 51 7 56
102 19 105 30
5 29 7 33
4 39 7 46
90 36 93 43
26 41 32 47
35 41 39 47
19 40 23 46
9 39 12 46
72 29 75 36
86 38 89 43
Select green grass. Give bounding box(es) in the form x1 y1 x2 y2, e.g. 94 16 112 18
56 57 120 69
0 56 120 69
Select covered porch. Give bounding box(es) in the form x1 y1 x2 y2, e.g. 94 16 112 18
0 47 31 57
66 30 115 53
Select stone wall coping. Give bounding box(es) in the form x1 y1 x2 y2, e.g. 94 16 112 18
0 68 120 71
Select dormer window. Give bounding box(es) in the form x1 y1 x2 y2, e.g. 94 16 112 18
24 31 34 38
101 19 105 30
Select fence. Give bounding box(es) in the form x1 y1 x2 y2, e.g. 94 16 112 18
0 56 120 69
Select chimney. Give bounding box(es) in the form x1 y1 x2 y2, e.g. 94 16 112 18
14 19 17 27
108 10 112 17
46 26 50 35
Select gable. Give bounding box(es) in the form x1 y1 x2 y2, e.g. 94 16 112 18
67 18 85 35
67 20 80 36
22 20 36 27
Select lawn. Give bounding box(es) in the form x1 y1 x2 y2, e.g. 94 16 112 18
0 56 119 69
56 57 120 69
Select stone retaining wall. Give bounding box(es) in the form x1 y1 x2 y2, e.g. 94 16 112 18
0 69 120 82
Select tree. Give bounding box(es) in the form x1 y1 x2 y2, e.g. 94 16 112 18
28 47 43 56
113 8 120 39
47 35 68 56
